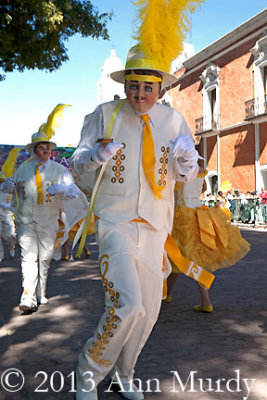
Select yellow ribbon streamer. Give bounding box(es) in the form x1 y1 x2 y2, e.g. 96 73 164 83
164 234 215 289
141 114 163 199
35 163 44 204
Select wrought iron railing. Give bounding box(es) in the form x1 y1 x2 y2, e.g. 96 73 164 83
245 98 255 119
245 95 267 119
195 117 203 134
195 115 219 134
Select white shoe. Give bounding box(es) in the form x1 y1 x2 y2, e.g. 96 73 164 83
118 380 144 400
19 303 38 312
10 249 15 257
37 296 48 305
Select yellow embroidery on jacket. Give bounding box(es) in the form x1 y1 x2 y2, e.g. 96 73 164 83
45 180 55 202
17 181 26 200
157 146 170 187
111 143 126 184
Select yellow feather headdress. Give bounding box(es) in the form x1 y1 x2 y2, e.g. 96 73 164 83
0 147 21 179
38 104 71 139
26 103 71 152
133 0 204 74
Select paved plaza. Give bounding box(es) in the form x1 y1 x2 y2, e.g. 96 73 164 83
0 229 266 400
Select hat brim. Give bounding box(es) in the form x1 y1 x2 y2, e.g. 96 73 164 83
110 69 178 89
25 140 57 153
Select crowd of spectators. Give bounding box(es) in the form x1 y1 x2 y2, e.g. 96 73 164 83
204 188 267 225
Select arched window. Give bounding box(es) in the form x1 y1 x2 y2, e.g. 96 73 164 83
251 32 267 116
200 62 220 132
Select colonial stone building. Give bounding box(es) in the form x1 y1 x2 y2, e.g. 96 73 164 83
171 9 267 194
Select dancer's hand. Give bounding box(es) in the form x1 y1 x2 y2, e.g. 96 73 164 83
0 203 11 209
1 177 15 193
171 135 196 159
92 141 123 165
46 182 66 196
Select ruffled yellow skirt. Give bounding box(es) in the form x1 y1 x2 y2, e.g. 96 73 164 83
171 205 250 273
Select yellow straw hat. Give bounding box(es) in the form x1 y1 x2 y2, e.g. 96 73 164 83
25 104 71 153
25 130 56 153
110 44 178 88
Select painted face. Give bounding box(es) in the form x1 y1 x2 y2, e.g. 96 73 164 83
35 143 52 162
125 80 160 113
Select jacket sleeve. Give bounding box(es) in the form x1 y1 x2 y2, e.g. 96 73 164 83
70 105 104 175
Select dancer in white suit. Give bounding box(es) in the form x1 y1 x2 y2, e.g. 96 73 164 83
2 105 80 313
0 176 16 262
71 41 200 399
0 148 21 262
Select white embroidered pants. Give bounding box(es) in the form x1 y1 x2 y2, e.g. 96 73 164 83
17 222 58 307
76 219 168 394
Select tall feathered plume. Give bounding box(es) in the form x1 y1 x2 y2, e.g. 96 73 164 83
133 0 204 73
1 147 21 178
38 104 71 140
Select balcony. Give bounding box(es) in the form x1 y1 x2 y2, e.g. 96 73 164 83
195 115 219 134
245 95 267 119
195 117 203 134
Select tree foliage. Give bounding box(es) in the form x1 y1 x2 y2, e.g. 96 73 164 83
0 0 112 80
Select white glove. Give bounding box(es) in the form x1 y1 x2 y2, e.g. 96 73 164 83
0 203 11 209
2 177 15 193
171 135 196 159
92 141 123 165
171 135 200 182
46 182 66 196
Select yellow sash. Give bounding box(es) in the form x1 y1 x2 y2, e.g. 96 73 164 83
141 114 163 199
164 234 215 289
35 163 44 204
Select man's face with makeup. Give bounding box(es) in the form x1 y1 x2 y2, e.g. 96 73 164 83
35 142 52 162
125 79 160 113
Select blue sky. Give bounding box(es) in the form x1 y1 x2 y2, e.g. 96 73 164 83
0 0 266 147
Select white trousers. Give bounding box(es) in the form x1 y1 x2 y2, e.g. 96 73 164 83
0 210 16 260
77 219 168 394
17 222 58 307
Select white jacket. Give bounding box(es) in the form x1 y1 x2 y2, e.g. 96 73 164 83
14 159 67 227
71 100 197 231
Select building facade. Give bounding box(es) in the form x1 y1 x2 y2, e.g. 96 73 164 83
171 9 267 194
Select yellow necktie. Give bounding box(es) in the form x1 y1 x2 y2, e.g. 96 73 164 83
35 163 44 204
141 114 163 199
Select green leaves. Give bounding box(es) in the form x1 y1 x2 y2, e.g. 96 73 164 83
0 0 113 80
